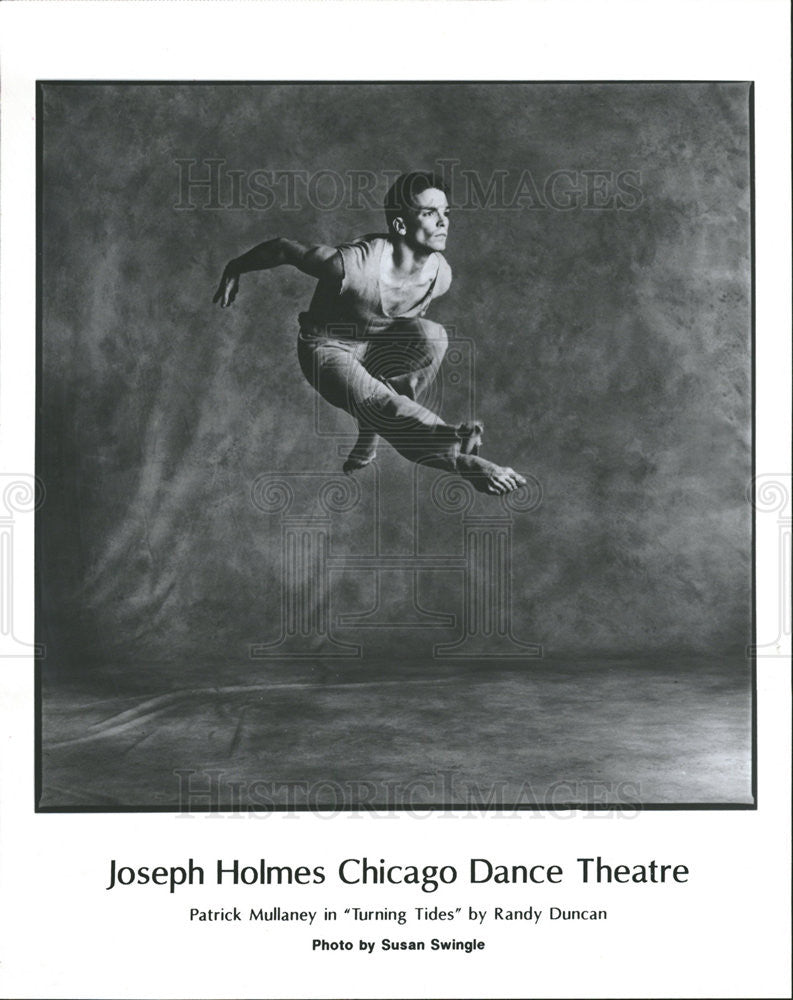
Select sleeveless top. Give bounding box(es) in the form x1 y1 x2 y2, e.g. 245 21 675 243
298 234 452 339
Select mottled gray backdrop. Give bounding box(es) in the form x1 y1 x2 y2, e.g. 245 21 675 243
38 83 752 671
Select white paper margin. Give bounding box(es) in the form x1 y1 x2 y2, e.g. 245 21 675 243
1 3 790 998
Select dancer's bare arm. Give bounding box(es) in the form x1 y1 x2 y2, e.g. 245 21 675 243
213 238 342 307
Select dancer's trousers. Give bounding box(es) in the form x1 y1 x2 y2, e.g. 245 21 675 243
297 318 463 470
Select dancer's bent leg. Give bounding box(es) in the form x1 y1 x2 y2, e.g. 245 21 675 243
343 422 379 474
344 319 449 473
297 333 525 494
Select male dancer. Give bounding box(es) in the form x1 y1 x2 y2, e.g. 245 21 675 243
213 171 525 495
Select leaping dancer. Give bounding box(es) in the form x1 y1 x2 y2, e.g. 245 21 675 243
213 171 526 495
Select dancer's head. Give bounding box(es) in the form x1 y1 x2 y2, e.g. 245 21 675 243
384 171 450 253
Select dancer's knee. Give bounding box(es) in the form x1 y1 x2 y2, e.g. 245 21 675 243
416 319 448 361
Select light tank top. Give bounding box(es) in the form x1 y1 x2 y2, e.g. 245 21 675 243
298 234 452 339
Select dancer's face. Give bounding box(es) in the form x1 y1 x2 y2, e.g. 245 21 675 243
397 187 450 253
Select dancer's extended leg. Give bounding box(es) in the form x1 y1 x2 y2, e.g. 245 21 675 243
297 331 525 495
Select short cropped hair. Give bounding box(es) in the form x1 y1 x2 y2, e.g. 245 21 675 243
383 172 449 232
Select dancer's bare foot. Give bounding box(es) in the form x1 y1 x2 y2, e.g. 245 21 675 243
457 453 526 495
343 427 379 475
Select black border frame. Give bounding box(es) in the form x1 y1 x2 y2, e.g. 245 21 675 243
33 79 758 814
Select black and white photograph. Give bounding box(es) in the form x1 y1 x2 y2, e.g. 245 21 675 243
1 3 790 999
37 80 754 811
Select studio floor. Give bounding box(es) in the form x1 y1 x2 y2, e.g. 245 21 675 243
38 655 753 810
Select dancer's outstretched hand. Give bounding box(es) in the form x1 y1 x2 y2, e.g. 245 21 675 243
213 266 240 307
